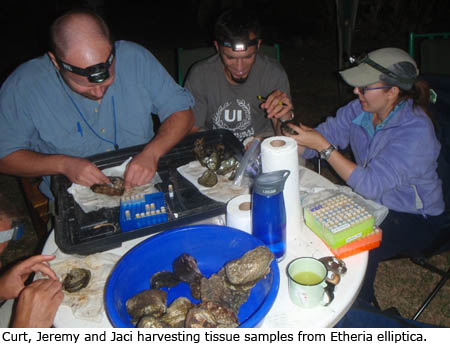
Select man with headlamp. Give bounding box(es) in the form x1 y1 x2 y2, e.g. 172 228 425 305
185 8 294 144
0 9 195 197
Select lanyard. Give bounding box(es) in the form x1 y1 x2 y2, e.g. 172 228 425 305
67 93 119 151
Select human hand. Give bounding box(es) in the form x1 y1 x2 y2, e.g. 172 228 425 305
283 123 330 152
260 90 293 119
123 150 158 191
0 255 58 300
12 279 63 328
61 156 110 186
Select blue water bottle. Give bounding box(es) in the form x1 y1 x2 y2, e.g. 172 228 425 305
252 170 290 262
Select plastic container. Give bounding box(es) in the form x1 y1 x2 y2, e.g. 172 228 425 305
323 227 382 259
304 192 375 249
51 129 244 255
252 170 290 261
119 192 168 232
104 225 280 328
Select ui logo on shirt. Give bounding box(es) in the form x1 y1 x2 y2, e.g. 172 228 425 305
212 99 254 140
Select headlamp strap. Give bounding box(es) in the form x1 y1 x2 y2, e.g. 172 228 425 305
220 38 259 51
352 55 416 85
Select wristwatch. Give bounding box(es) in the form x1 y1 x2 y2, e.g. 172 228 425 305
319 145 336 160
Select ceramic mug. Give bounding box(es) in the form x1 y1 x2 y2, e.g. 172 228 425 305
287 257 334 308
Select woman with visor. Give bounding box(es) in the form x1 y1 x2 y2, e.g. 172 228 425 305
284 47 446 304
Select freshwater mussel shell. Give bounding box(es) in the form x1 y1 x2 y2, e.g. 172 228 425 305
280 119 299 135
185 301 239 328
62 268 91 293
137 315 170 328
225 245 274 285
200 268 250 315
126 289 167 320
172 253 204 283
160 297 194 327
197 170 218 187
90 176 125 196
216 157 238 175
150 270 180 290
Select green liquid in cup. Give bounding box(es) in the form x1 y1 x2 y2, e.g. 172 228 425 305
293 271 323 285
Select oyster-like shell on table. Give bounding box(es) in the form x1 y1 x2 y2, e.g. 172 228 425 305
90 176 125 196
197 170 218 187
160 297 194 327
193 138 207 161
126 289 167 320
225 246 274 285
185 301 239 328
62 268 91 293
216 156 238 175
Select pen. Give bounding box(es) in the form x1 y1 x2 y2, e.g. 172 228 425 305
257 95 288 106
77 121 83 137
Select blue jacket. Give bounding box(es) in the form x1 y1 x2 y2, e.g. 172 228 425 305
303 98 444 216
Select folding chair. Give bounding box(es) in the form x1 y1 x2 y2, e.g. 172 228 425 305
19 177 49 245
408 32 450 75
176 43 281 86
380 74 450 321
408 74 450 320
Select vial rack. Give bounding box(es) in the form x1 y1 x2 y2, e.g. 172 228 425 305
119 192 168 232
304 193 375 249
323 227 382 259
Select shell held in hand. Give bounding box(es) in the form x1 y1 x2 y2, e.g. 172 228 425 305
90 176 125 196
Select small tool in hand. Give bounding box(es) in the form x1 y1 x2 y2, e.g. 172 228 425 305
257 95 287 106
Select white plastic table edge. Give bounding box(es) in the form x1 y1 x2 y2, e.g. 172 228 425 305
43 166 368 328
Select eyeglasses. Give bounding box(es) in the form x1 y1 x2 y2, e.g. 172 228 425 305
349 53 415 85
55 46 115 83
357 86 391 95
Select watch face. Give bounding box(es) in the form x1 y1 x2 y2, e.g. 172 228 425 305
320 146 335 160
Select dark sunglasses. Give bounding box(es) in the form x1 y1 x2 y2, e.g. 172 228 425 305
349 54 415 85
55 46 115 83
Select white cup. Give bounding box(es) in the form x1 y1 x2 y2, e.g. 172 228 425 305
287 257 334 308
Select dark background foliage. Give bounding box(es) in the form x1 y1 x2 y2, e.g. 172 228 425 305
1 0 449 83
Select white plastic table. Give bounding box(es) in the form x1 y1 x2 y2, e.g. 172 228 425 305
43 166 368 328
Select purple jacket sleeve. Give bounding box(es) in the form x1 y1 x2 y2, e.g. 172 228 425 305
302 100 360 159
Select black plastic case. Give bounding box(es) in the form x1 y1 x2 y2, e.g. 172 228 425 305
52 129 244 255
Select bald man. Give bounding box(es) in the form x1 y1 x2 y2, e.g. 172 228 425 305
0 9 195 196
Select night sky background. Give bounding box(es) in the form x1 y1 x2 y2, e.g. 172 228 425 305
0 0 449 84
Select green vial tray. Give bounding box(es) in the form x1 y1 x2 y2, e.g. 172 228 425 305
304 192 375 249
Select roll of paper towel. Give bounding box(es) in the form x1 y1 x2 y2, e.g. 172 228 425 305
226 194 252 234
261 136 302 235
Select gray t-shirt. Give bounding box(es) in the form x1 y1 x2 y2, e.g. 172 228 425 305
185 53 291 141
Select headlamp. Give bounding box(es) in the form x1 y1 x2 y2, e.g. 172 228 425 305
349 53 415 85
220 38 259 52
56 46 115 83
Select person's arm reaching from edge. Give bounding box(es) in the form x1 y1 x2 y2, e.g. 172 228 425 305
285 122 356 181
0 150 110 187
259 90 294 136
12 279 63 328
123 108 195 190
0 255 59 301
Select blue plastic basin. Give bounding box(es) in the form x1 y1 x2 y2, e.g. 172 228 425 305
105 224 280 328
